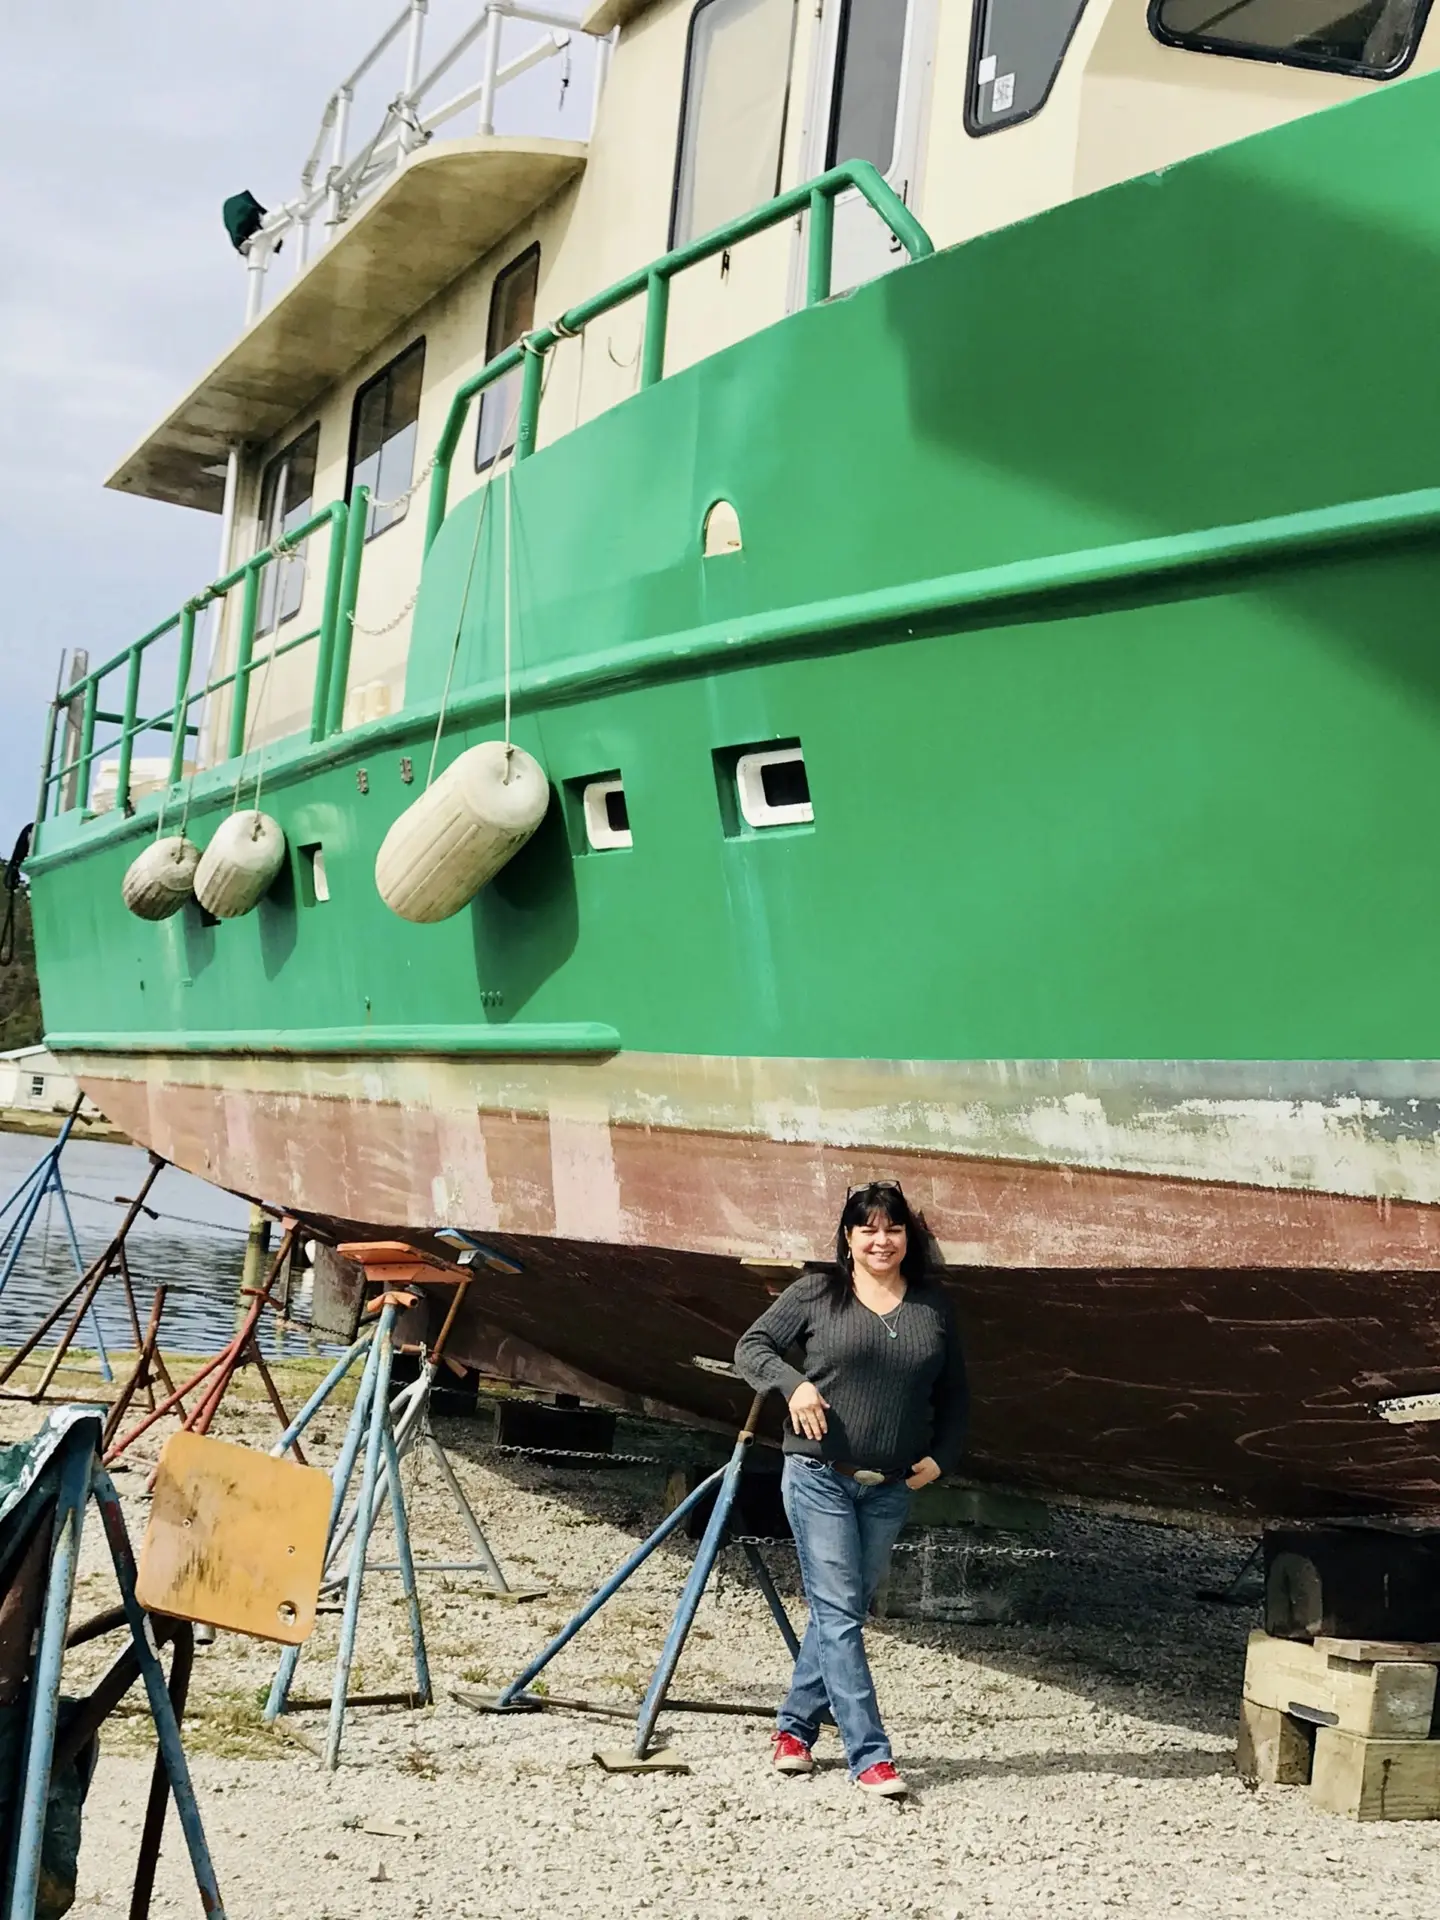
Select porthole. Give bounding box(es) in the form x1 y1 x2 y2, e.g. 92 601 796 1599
702 499 742 556
736 746 812 829
299 842 330 903
582 778 632 850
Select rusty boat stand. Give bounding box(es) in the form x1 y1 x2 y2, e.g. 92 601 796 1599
460 1387 799 1773
261 1242 535 1768
1 1409 224 1920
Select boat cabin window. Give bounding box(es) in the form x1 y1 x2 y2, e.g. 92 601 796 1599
671 0 799 247
1148 0 1430 78
255 425 319 637
966 0 1091 135
348 338 426 540
476 245 540 473
826 0 910 173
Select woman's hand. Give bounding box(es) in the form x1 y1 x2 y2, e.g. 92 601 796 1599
906 1455 941 1490
787 1380 829 1442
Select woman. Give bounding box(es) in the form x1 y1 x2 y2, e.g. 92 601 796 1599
734 1180 967 1798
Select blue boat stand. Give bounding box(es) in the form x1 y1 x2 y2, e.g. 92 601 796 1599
318 1347 546 1602
0 1104 112 1383
466 1389 800 1770
3 1411 224 1920
262 1301 433 1768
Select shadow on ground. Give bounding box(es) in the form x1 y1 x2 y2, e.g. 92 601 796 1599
435 1401 1258 1745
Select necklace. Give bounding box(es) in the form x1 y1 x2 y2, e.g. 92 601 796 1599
875 1299 904 1340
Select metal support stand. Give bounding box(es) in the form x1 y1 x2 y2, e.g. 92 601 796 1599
464 1391 794 1772
261 1303 433 1768
2 1411 224 1920
0 1103 112 1382
311 1247 542 1604
321 1359 546 1602
104 1225 301 1468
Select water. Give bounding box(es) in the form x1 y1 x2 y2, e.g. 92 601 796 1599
0 1129 317 1361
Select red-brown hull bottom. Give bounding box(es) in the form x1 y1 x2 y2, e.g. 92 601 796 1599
81 1072 1440 1522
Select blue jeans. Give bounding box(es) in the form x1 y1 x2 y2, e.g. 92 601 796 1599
778 1456 912 1776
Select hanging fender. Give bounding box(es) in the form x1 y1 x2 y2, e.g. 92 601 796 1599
375 741 550 924
194 812 287 918
122 836 202 921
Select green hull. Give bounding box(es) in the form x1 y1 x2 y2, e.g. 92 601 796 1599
26 74 1440 1516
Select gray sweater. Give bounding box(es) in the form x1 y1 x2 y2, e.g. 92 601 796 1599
734 1269 968 1474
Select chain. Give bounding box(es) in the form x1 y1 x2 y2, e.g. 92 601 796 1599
367 444 441 516
350 582 421 638
725 1533 1057 1561
487 1445 660 1466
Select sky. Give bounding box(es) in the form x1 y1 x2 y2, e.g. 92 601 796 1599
0 0 592 859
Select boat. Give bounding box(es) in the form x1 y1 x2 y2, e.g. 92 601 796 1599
21 0 1440 1524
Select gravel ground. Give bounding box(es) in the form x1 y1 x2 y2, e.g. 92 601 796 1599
3 1374 1438 1920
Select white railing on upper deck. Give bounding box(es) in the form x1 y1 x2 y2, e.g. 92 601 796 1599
241 0 612 322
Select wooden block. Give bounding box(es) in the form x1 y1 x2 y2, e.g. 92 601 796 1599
1311 1728 1440 1820
1315 1637 1440 1665
1243 1630 1437 1738
592 1747 690 1773
1237 1698 1313 1785
136 1431 332 1644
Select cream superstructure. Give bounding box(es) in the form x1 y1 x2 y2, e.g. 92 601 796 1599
105 0 1440 755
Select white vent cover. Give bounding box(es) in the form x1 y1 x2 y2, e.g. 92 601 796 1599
735 747 812 829
583 778 632 850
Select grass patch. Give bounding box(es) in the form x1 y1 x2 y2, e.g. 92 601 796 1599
99 1686 287 1762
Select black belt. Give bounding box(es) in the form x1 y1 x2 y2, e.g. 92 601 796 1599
830 1462 908 1486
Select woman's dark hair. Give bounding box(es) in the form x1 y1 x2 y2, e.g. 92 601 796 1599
828 1180 933 1301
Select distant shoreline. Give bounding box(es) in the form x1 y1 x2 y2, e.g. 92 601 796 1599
0 1109 131 1146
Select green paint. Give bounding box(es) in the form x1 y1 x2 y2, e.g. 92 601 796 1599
427 159 929 547
30 82 1440 1072
170 603 197 786
327 486 369 735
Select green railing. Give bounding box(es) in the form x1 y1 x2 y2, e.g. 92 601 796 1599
423 160 933 551
38 494 366 823
37 163 933 830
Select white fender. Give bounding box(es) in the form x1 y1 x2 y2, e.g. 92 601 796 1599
194 811 287 919
121 836 201 921
376 740 550 924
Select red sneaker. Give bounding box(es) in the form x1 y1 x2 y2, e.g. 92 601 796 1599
770 1731 814 1775
855 1760 908 1798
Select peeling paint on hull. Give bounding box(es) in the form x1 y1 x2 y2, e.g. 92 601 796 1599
64 1051 1440 1521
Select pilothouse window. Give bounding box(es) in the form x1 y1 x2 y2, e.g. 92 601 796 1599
966 0 1091 135
348 338 425 540
255 425 318 637
1148 0 1431 79
671 0 799 247
476 245 540 473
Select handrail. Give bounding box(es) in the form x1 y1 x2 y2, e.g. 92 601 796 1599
423 161 934 552
39 502 356 823
38 164 933 831
243 0 600 321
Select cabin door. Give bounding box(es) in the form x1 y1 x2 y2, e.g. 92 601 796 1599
791 0 937 303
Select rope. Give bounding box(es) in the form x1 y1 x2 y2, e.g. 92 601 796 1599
423 348 541 791
246 630 285 824
0 823 32 968
425 467 496 791
179 588 226 841
228 553 292 822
